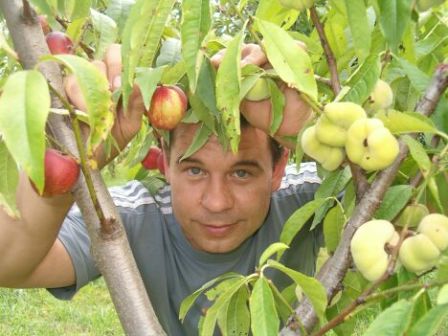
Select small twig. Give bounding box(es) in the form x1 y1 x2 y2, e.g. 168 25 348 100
309 6 341 95
48 83 107 227
348 162 370 201
55 16 95 59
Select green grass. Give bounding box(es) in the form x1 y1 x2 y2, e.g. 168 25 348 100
0 278 122 336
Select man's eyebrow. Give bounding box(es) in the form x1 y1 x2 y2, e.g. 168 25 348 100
233 160 263 170
176 155 201 165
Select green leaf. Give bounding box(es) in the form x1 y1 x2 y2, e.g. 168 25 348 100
201 277 248 336
342 54 380 104
267 78 285 136
374 185 413 221
181 0 211 92
134 67 165 110
323 205 346 253
408 303 448 336
0 141 19 218
156 38 182 67
256 19 317 101
402 135 432 177
222 286 250 336
436 256 448 282
267 260 327 324
45 54 113 158
255 0 299 30
375 110 437 134
0 70 50 193
216 29 244 153
268 281 294 324
106 0 136 35
30 0 57 16
249 277 279 336
121 0 176 110
258 242 289 268
90 8 118 60
363 299 414 336
377 0 413 52
394 56 431 94
179 272 242 322
437 285 448 305
313 167 351 227
343 0 371 61
279 198 328 249
180 124 212 161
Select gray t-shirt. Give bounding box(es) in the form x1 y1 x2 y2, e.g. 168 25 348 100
49 163 322 335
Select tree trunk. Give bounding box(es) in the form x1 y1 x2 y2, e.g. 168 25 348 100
0 1 165 334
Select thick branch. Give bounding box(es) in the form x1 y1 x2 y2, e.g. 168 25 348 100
280 64 448 335
0 1 165 334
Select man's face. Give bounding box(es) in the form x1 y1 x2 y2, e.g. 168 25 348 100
165 123 286 253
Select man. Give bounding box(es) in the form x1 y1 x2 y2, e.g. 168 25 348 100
0 44 322 335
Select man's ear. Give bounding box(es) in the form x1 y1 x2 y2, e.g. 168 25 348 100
271 148 289 191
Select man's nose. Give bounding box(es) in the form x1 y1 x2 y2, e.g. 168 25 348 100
200 177 234 212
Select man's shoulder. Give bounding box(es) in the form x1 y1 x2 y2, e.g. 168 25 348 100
107 180 172 214
279 162 321 191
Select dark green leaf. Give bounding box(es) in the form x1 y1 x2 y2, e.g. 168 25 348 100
279 198 328 250
395 56 431 94
323 204 346 253
267 260 327 324
374 185 413 221
402 135 432 177
201 277 248 336
179 272 243 322
180 124 213 160
342 54 380 104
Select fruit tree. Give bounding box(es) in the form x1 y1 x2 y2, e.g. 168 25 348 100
0 0 448 335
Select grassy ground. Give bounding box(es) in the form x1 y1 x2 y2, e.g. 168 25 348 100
0 278 122 336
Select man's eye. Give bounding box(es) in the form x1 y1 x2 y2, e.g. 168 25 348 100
187 167 203 176
233 169 249 179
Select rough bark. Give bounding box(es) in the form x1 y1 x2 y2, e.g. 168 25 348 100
0 1 166 334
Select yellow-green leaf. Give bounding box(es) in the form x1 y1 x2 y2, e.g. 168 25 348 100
256 18 317 101
0 70 50 193
44 54 113 157
249 277 279 336
216 29 244 153
0 141 19 218
181 0 211 92
121 0 176 111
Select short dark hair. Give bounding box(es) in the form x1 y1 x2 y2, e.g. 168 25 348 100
165 117 285 166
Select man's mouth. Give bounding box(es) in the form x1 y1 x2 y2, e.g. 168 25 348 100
199 222 237 236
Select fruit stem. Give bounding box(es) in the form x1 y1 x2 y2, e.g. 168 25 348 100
48 83 107 225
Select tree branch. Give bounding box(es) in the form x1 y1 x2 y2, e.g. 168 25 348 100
0 1 165 334
280 64 448 335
